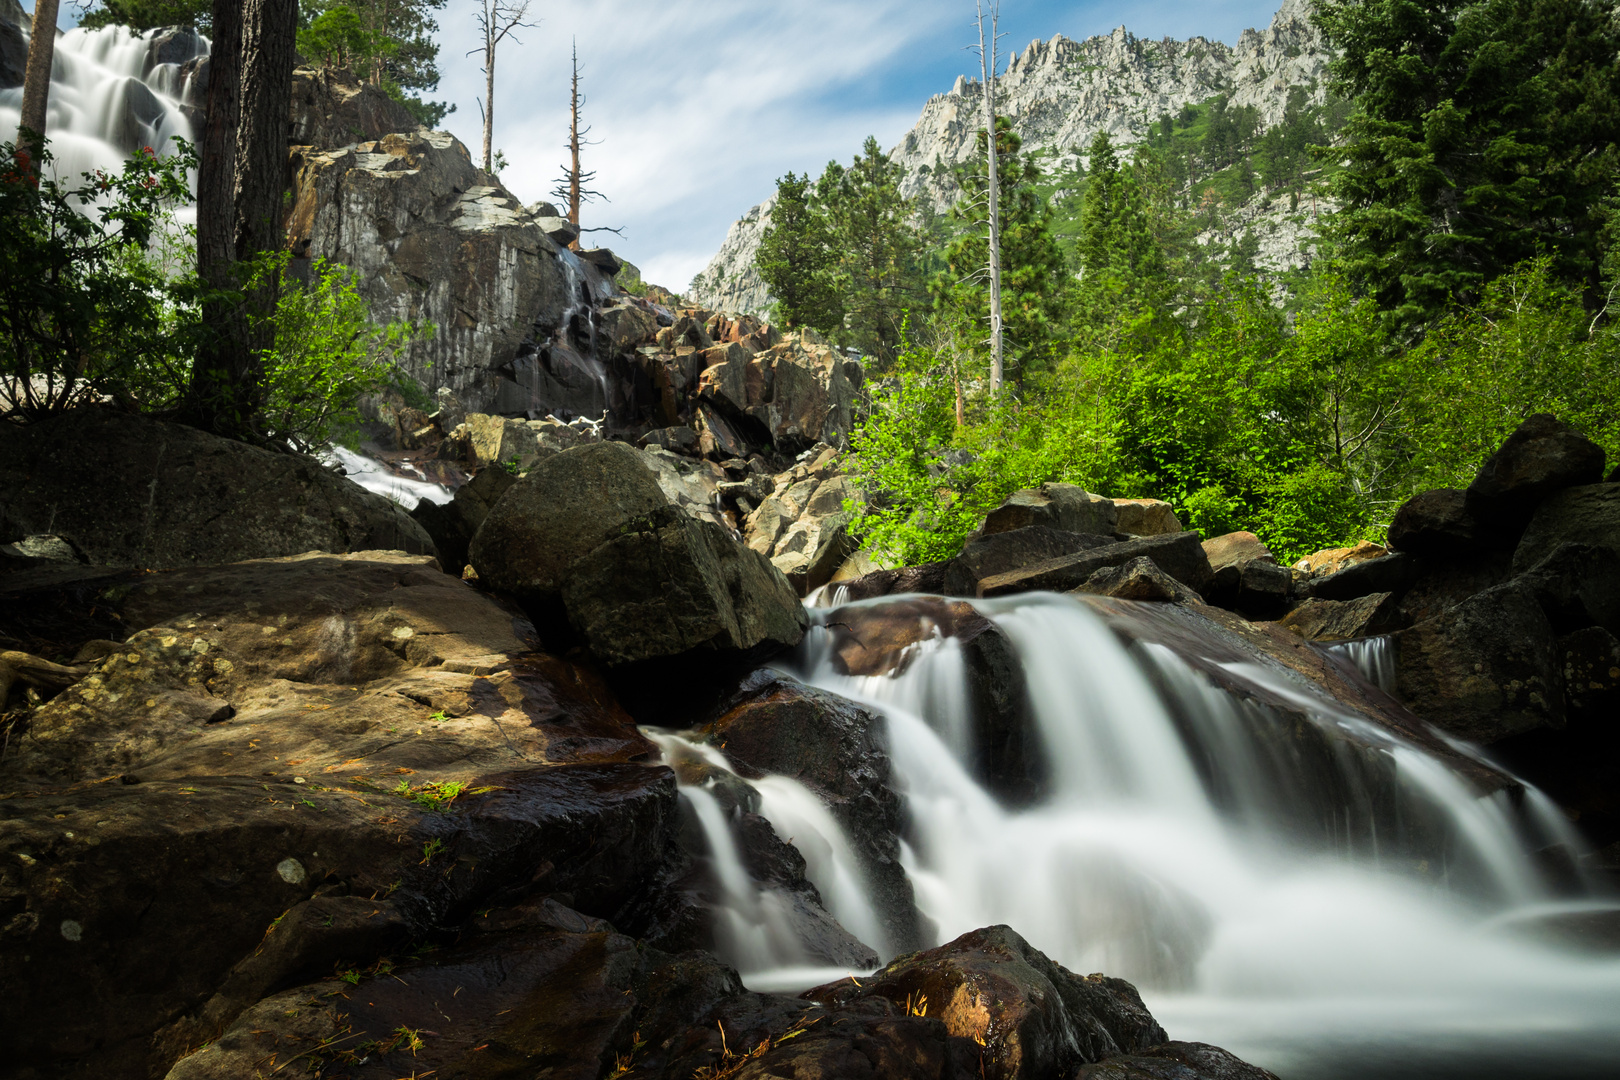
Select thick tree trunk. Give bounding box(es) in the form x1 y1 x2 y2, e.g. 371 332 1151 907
16 0 61 169
186 0 297 436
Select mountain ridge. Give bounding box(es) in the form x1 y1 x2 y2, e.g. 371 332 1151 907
687 0 1333 318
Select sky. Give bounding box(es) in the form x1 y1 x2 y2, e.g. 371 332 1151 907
47 0 1289 290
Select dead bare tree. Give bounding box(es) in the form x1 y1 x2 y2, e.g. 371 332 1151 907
15 0 61 172
972 0 1005 392
549 39 619 251
469 0 534 173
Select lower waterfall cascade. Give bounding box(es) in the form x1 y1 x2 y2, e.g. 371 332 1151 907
653 591 1620 1080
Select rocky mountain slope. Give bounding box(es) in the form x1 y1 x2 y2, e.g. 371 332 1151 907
687 0 1332 318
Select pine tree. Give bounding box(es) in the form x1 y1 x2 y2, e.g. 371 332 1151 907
1315 0 1620 329
817 137 922 367
1076 130 1166 329
933 117 1070 386
756 172 842 333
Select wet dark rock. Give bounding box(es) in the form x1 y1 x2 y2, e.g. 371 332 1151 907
981 483 1119 537
701 671 922 952
977 532 1214 599
1466 414 1606 529
838 560 950 601
1393 580 1565 743
944 526 1119 596
0 409 435 569
1514 484 1620 633
1309 551 1421 602
806 925 1169 1080
1279 591 1402 642
1075 556 1203 604
1387 488 1482 555
1561 625 1620 720
1077 1041 1280 1079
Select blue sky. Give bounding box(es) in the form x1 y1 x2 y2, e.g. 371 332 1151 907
55 0 1289 289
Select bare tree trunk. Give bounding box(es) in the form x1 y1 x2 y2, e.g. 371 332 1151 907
565 42 581 248
187 0 297 436
16 0 61 171
976 0 1004 393
481 36 494 170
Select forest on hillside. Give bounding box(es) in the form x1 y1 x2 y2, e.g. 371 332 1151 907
757 0 1620 565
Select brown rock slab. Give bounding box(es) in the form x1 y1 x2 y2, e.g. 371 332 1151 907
978 533 1214 599
944 526 1119 596
1112 498 1183 536
1279 592 1402 642
1075 556 1203 604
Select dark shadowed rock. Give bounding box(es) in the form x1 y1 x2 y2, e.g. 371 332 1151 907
1075 556 1203 604
1393 580 1565 743
945 526 1119 595
289 64 419 147
1466 414 1606 528
0 409 435 568
982 483 1120 537
1395 549 1514 626
1200 532 1290 617
807 925 1168 1080
1561 625 1620 720
1279 591 1402 642
1310 551 1421 602
978 532 1214 599
700 671 921 952
1387 488 1482 555
409 465 516 574
1077 1041 1280 1079
1517 542 1620 637
1514 484 1620 630
838 560 950 601
0 7 25 90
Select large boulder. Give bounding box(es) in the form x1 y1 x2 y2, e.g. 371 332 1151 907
1111 498 1183 536
977 533 1214 599
944 525 1118 596
0 552 676 1080
1393 580 1565 743
409 464 516 574
0 410 434 568
982 483 1119 537
804 925 1173 1080
1309 551 1421 602
470 442 805 679
1279 592 1402 642
821 596 1040 802
1465 413 1606 528
1387 488 1483 555
289 64 420 149
1077 556 1203 604
1201 531 1291 617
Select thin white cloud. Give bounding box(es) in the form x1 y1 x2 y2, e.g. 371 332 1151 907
435 0 954 289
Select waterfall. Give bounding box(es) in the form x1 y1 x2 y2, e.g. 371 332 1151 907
657 590 1620 1079
0 24 204 187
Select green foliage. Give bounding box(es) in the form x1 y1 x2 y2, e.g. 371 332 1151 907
298 0 453 127
242 251 431 452
817 138 925 367
932 118 1071 384
1314 0 1620 329
79 0 212 32
758 171 842 333
0 139 197 418
1075 131 1167 333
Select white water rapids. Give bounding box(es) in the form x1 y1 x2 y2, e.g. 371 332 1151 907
654 591 1620 1079
1 23 202 184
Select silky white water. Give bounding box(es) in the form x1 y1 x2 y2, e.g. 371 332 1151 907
726 591 1620 1080
1 24 203 186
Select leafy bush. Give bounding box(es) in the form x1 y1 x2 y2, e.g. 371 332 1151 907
242 252 431 451
0 140 196 417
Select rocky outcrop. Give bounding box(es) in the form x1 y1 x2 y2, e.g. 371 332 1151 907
982 483 1119 536
468 442 806 683
686 193 776 317
979 532 1214 599
0 408 435 568
742 444 863 593
1077 556 1204 604
1202 531 1292 617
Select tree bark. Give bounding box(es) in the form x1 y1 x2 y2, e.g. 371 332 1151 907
482 36 494 171
16 0 61 170
186 0 297 436
565 44 580 249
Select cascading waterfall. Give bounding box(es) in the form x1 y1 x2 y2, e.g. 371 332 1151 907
657 590 1620 1079
0 24 204 186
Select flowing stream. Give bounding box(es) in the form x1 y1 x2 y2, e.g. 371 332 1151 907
657 591 1620 1079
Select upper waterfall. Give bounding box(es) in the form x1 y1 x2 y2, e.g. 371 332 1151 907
0 22 205 184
